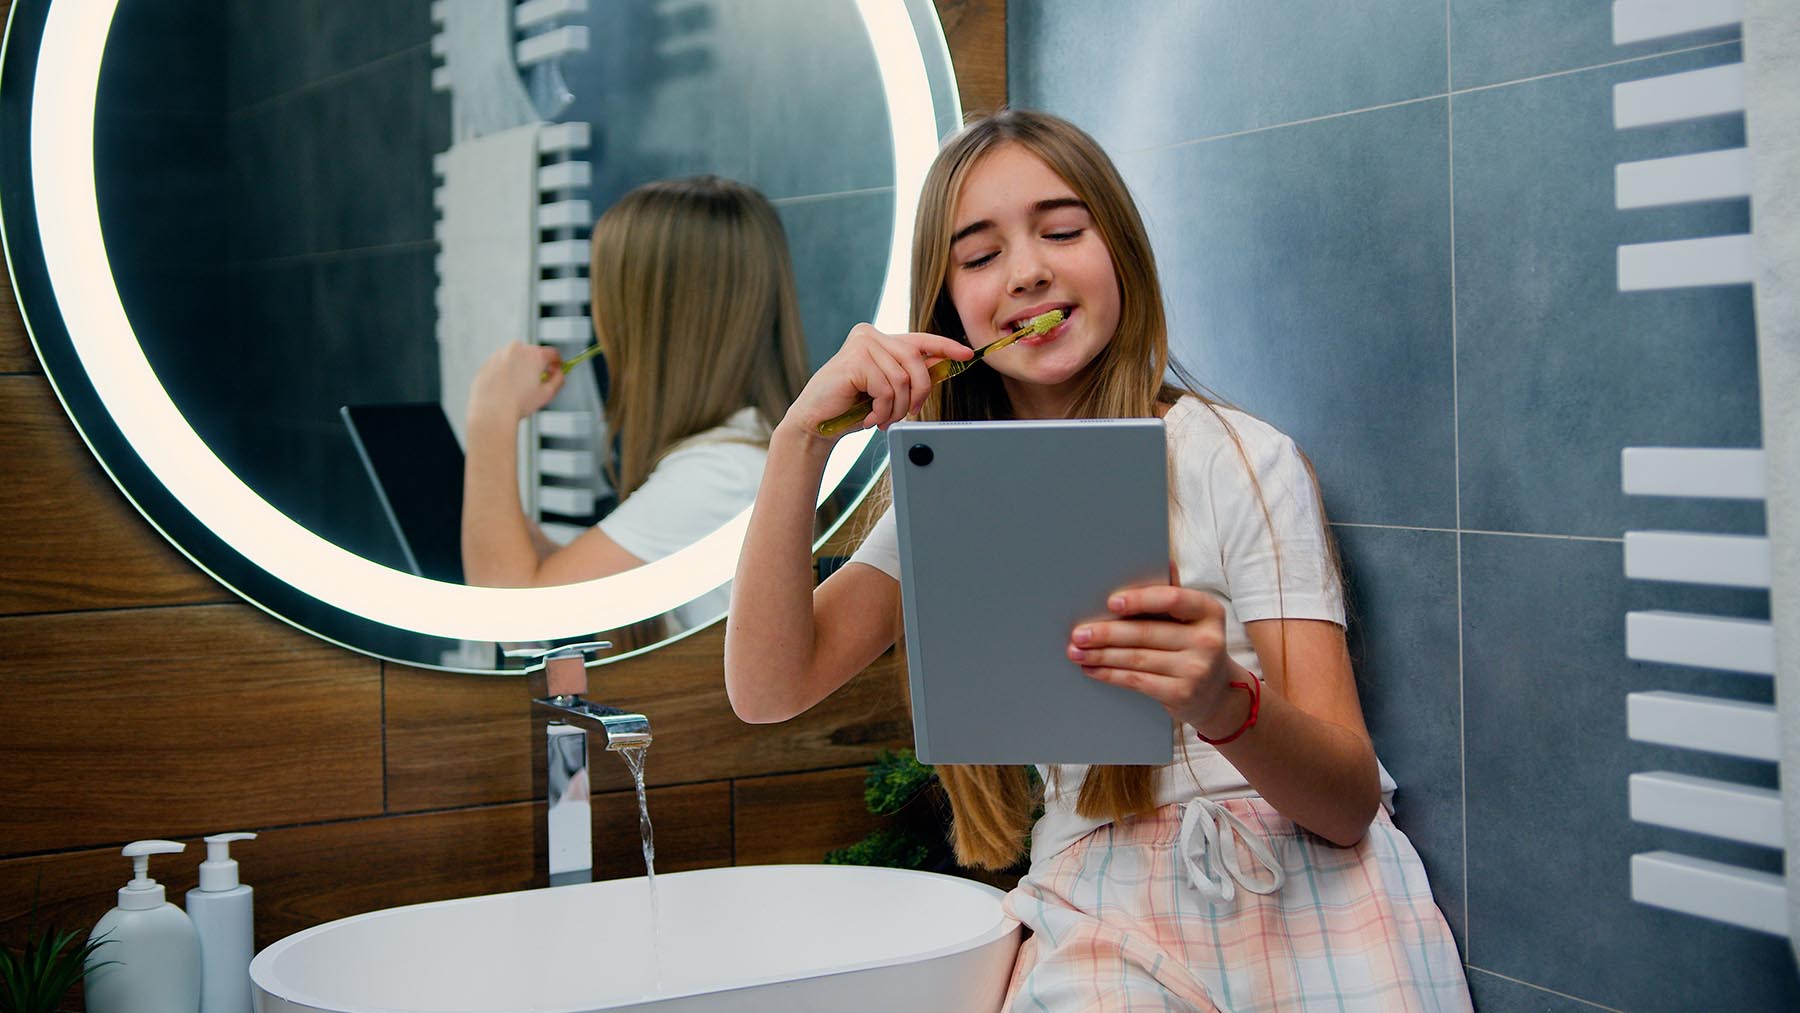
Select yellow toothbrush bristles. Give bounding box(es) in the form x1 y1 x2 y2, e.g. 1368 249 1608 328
1011 309 1065 340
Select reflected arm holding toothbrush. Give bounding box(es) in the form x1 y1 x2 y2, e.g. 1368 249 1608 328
460 340 646 588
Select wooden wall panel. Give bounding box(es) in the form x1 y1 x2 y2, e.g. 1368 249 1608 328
0 782 732 957
384 665 533 812
593 781 733 878
938 0 1007 119
0 377 229 614
0 269 36 374
570 627 912 793
0 605 384 855
733 767 899 867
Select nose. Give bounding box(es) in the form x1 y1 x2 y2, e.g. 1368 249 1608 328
1007 248 1051 295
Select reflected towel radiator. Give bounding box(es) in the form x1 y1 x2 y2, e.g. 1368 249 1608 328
1612 0 1800 956
430 0 608 546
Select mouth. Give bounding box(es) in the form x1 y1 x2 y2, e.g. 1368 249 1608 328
1004 305 1074 346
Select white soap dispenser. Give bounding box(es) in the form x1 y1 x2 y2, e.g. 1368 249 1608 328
85 839 202 1013
186 832 257 1013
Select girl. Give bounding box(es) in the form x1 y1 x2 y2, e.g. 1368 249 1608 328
462 176 808 615
724 111 1470 1011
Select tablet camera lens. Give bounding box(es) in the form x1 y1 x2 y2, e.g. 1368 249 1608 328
908 444 934 467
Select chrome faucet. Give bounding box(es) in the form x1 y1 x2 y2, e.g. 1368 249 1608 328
509 641 650 886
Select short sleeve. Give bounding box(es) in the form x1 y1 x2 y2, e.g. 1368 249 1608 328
597 439 767 562
1205 423 1344 625
845 505 901 580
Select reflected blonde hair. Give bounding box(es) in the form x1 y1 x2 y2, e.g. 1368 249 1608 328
588 176 808 499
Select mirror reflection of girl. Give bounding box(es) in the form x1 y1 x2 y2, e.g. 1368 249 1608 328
461 176 807 589
725 111 1471 1011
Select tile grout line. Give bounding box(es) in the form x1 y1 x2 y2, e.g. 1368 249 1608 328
1444 0 1469 964
1464 965 1627 1012
1330 521 1621 543
1124 38 1741 158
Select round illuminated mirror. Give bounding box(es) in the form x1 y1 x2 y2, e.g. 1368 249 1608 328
0 0 960 671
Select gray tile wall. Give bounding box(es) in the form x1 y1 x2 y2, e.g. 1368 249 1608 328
1013 2 1792 1009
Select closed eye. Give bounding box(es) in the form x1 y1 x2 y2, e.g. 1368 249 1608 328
960 252 997 269
1045 228 1084 241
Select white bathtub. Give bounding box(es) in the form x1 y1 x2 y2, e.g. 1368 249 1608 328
251 864 1021 1012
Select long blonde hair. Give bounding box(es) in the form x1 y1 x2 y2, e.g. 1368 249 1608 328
905 110 1189 868
588 176 808 499
902 111 1348 870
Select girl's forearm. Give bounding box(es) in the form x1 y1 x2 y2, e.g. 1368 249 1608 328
724 422 836 722
1210 678 1382 846
460 409 541 587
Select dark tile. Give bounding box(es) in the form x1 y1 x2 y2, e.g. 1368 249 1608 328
1336 525 1466 952
564 1 756 209
776 189 896 372
1450 0 1741 91
737 0 893 200
1465 968 1611 1012
301 0 432 83
1009 0 1445 153
1122 99 1455 528
226 1 312 108
311 248 442 411
1453 46 1762 540
1461 534 1796 1012
225 0 427 109
102 0 226 115
227 104 319 261
96 109 230 270
310 52 437 253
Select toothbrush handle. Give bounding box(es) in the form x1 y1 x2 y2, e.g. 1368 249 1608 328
814 357 972 437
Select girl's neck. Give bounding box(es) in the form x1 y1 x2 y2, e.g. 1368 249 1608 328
1001 375 1081 420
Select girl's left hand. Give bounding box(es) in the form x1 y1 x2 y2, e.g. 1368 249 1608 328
1067 583 1250 739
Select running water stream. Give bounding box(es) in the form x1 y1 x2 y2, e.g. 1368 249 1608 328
614 742 662 994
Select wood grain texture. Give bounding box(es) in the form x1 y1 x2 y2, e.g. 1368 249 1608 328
571 625 912 794
938 0 1008 119
0 261 38 374
0 783 729 958
593 780 732 879
0 605 384 855
384 664 534 812
0 377 231 615
733 766 900 866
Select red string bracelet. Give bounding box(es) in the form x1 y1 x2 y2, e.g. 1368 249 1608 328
1197 677 1261 745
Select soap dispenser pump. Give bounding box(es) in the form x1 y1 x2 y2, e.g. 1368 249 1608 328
85 839 202 1013
186 832 257 1013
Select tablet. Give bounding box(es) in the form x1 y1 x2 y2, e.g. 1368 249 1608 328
341 402 466 584
887 418 1174 765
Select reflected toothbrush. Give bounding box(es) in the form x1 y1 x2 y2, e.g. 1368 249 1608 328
815 309 1066 437
541 343 603 382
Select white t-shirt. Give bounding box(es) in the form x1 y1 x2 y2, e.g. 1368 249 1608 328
598 406 770 628
848 398 1396 863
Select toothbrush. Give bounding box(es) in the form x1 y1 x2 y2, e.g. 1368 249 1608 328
540 343 604 382
815 309 1066 437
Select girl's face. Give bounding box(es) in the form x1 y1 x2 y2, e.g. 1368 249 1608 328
945 143 1121 416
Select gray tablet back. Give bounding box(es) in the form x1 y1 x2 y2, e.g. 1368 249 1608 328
887 419 1173 765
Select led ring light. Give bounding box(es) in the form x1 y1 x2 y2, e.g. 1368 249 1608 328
29 0 950 644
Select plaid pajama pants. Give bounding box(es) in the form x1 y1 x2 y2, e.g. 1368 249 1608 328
1002 797 1471 1012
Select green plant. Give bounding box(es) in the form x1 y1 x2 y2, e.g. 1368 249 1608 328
826 749 949 871
0 900 113 1013
823 827 937 870
862 748 935 815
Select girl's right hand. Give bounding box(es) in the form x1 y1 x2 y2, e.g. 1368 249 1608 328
469 341 565 424
783 323 973 440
